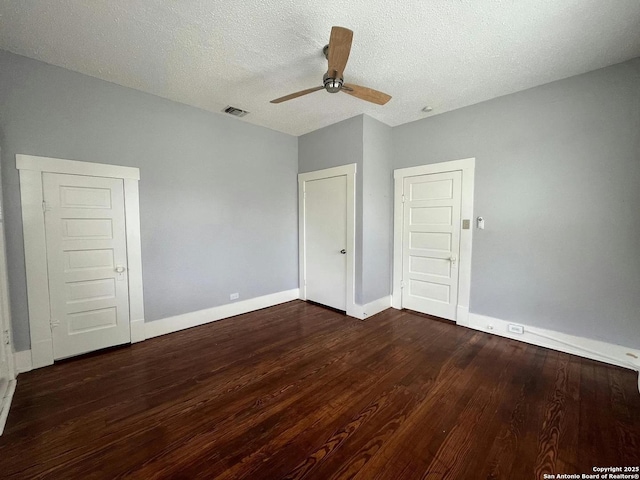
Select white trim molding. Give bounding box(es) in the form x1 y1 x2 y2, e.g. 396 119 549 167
16 155 140 180
17 154 145 369
146 289 299 339
468 312 640 373
124 179 145 341
0 201 16 380
392 158 475 326
351 296 392 320
298 164 358 319
14 350 33 374
456 306 470 327
130 319 146 343
0 379 16 436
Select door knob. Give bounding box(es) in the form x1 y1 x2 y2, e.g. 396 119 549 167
340 249 347 254
115 265 126 273
449 255 457 265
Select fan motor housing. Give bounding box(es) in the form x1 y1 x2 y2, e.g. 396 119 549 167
323 73 343 93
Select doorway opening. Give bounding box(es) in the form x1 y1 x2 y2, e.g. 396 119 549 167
392 158 475 325
298 164 358 318
17 154 145 369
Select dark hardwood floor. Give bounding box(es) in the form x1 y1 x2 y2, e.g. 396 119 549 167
1 300 639 479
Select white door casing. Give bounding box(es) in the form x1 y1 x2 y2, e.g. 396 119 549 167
0 218 10 395
0 150 17 436
401 171 462 320
304 175 347 310
43 173 131 359
0 332 8 403
392 158 475 325
0 288 9 401
299 164 357 318
0 248 14 435
17 154 145 369
0 210 14 398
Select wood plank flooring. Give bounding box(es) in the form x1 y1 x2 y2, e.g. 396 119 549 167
1 300 639 479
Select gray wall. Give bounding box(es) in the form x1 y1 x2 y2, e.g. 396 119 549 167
362 116 393 305
393 58 640 348
2 47 637 352
0 50 299 351
297 115 364 175
298 115 365 304
298 115 395 306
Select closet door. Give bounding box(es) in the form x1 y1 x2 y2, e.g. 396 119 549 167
43 173 131 359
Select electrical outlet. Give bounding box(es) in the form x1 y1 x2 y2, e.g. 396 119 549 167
486 324 494 331
508 324 524 334
230 293 239 300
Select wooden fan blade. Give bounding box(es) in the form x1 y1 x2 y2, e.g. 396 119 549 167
327 26 353 79
342 84 391 105
270 86 324 104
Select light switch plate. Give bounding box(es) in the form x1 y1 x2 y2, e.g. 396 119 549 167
462 219 470 229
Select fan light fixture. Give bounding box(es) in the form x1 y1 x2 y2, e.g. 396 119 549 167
323 74 344 93
270 27 392 106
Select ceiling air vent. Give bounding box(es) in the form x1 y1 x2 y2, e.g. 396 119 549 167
222 106 249 117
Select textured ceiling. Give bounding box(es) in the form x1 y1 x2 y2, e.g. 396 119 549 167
0 1 639 136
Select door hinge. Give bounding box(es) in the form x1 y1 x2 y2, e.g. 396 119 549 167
400 281 406 289
42 201 52 213
50 318 60 329
401 195 406 203
3 329 9 345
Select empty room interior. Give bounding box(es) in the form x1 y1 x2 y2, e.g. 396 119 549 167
0 1 639 479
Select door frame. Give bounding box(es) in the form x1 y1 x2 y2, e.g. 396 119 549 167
298 164 358 318
0 198 16 380
392 158 475 325
0 148 17 435
17 154 145 369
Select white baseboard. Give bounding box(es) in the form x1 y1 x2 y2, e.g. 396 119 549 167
18 290 300 371
145 289 300 339
14 350 33 374
352 296 392 320
468 313 640 372
346 303 360 320
0 379 17 435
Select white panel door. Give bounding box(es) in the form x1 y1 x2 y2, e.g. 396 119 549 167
402 171 462 320
305 175 347 311
43 173 130 360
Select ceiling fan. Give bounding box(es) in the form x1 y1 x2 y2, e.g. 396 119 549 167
270 26 392 106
